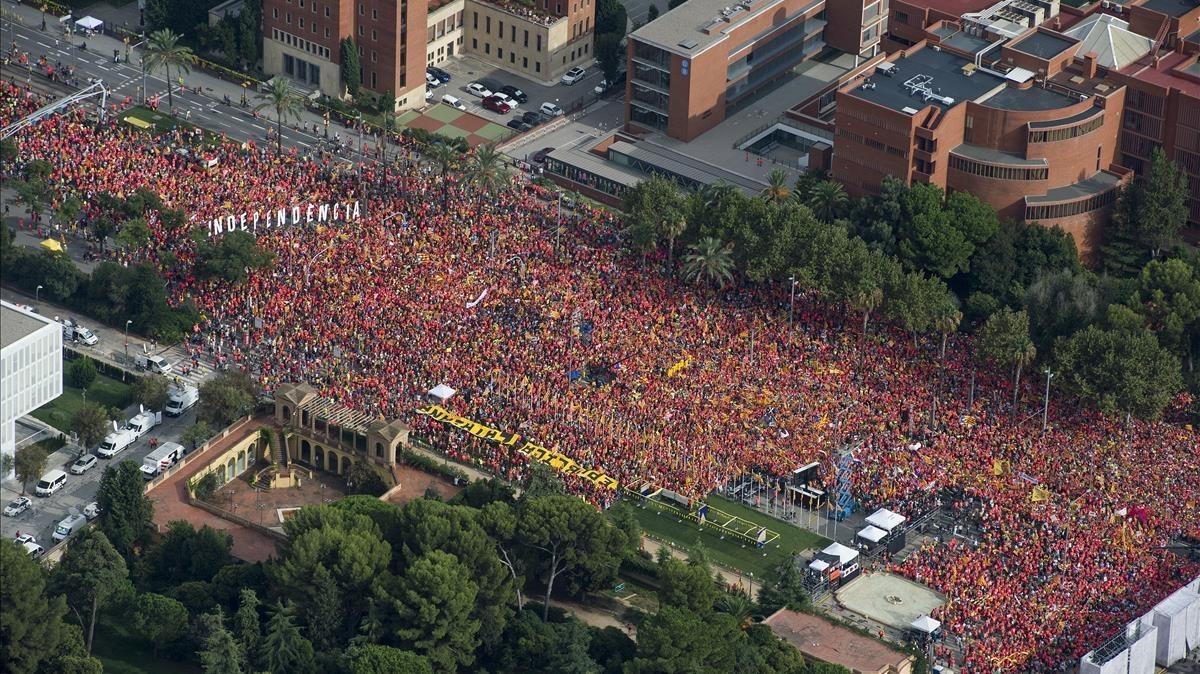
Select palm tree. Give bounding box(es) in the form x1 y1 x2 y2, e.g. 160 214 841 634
467 145 509 198
935 309 962 360
142 29 196 109
698 181 737 209
661 216 687 264
427 141 460 178
1010 340 1037 411
715 593 755 630
762 168 790 204
682 237 735 289
254 78 305 156
806 180 847 222
851 286 884 336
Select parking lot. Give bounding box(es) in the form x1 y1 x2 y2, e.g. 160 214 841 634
503 98 625 163
1 406 198 552
426 54 605 128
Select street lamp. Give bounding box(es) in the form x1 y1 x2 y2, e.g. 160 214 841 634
35 285 43 308
241 81 249 107
788 276 796 328
1041 369 1054 432
123 319 133 381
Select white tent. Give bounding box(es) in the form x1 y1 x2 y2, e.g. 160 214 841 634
75 16 103 31
822 542 859 565
857 525 887 543
426 384 456 403
808 559 830 572
865 508 906 532
1153 588 1200 666
911 615 941 634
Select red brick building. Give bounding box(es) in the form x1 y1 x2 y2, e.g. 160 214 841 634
624 0 885 142
834 37 1129 258
263 0 429 109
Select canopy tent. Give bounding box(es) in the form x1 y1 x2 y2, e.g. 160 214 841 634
857 525 887 543
808 559 830 572
819 542 859 565
865 508 907 532
75 15 103 30
40 238 64 253
911 615 942 634
426 384 456 403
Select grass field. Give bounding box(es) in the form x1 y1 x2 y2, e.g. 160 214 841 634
30 373 131 432
92 621 202 674
629 492 828 579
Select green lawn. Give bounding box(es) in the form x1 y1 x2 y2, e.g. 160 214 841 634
123 106 221 147
630 493 828 579
92 621 202 674
30 373 132 431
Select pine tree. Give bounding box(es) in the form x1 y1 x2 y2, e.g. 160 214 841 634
198 610 243 674
260 601 315 674
340 38 362 98
232 589 261 671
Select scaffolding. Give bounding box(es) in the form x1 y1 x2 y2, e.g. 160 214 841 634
0 80 109 140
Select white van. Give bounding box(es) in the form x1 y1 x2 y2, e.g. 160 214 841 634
165 384 199 416
441 94 467 111
141 442 185 480
53 513 87 542
74 326 98 346
134 353 172 374
97 428 136 458
124 408 162 439
35 469 68 497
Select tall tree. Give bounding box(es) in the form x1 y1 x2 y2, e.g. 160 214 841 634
626 606 744 674
51 530 129 655
141 520 233 589
305 564 344 651
388 551 481 672
595 32 624 85
1054 325 1183 421
195 229 275 284
623 176 686 261
199 610 244 674
884 271 953 346
892 182 974 278
132 592 189 657
1127 257 1200 373
115 216 152 252
13 444 47 495
68 356 98 389
975 308 1037 409
143 29 197 109
518 495 625 621
340 37 362 98
1 539 88 674
1113 148 1188 258
804 180 847 222
232 589 262 672
255 78 305 156
96 460 155 559
260 601 315 674
1024 269 1102 353
595 0 628 34
681 237 735 289
467 145 510 203
198 369 260 427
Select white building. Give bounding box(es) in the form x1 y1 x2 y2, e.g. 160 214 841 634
1 301 63 476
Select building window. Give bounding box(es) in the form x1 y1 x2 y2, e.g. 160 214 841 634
485 43 490 54
325 6 330 16
299 17 304 27
498 47 503 58
371 49 377 62
524 29 529 47
286 12 291 23
272 7 278 18
372 29 377 40
537 35 542 51
499 20 504 36
895 10 908 23
523 56 528 67
358 3 364 15
510 52 515 63
948 154 1048 181
536 61 541 72
473 11 478 28
511 26 515 41
284 53 295 75
486 16 491 33
372 8 378 18
472 38 478 49
325 27 331 37
371 71 377 88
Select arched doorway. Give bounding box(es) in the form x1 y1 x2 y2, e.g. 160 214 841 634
341 456 352 475
237 450 247 473
301 440 311 463
226 457 237 480
314 446 325 472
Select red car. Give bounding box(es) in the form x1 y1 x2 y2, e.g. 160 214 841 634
482 95 512 114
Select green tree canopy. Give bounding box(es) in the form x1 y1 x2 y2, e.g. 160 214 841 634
1054 325 1183 420
975 307 1036 409
0 539 88 674
132 592 190 657
341 37 362 98
68 356 98 389
142 520 233 590
196 230 275 284
96 460 155 559
386 550 481 672
1112 147 1188 258
259 601 315 674
133 373 173 411
51 529 130 655
347 644 433 674
198 369 260 427
13 443 48 495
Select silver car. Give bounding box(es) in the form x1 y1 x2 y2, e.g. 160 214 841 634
3 496 31 517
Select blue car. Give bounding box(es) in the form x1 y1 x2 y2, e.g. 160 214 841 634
427 66 452 83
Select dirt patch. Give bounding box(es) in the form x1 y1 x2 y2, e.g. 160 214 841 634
381 465 463 505
211 469 348 526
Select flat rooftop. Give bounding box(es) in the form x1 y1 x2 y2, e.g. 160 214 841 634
951 143 1048 166
895 0 998 16
1026 171 1122 203
847 47 1005 113
1010 31 1078 59
1139 0 1199 17
1119 51 1200 97
985 83 1077 110
0 301 54 350
630 0 820 56
764 609 916 672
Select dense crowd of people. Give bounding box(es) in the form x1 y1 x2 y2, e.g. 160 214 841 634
4 87 1198 672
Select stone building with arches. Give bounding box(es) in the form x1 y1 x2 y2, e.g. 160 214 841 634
273 382 413 477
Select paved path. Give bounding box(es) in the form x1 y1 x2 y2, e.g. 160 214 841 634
147 417 279 563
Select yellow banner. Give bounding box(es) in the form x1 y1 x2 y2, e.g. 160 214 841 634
415 405 619 490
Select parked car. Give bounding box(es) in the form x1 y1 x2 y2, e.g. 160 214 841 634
522 110 545 126
15 534 43 558
83 502 100 521
465 82 492 98
69 454 97 475
441 94 467 110
482 95 512 114
560 66 586 85
425 72 441 88
490 91 518 108
539 102 564 117
531 147 555 163
427 66 452 83
498 85 528 103
426 89 433 102
506 118 532 132
478 78 504 93
3 496 31 517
